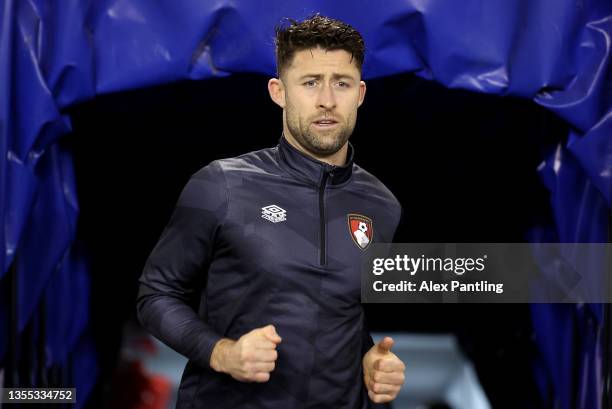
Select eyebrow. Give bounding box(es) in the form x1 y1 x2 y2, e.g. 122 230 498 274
298 73 356 81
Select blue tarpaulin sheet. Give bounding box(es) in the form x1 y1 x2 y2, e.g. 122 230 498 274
1 1 610 407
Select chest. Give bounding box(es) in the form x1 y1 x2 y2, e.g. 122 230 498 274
216 177 391 299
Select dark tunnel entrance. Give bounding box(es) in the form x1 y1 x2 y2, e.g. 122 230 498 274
65 73 568 408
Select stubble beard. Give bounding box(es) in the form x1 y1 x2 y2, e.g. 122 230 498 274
285 104 355 157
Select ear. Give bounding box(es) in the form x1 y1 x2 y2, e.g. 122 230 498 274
268 77 286 109
357 80 366 107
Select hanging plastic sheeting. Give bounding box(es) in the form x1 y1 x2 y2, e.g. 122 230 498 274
528 139 610 409
0 1 94 401
1 0 610 407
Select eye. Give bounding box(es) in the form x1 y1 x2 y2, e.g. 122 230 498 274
337 81 350 88
304 80 317 87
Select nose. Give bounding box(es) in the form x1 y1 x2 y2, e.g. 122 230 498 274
316 83 337 110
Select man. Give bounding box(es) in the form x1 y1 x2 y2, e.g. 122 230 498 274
136 14 405 408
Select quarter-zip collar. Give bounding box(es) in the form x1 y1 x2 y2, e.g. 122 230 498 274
277 134 354 186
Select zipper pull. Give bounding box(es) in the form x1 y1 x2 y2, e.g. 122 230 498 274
329 165 336 179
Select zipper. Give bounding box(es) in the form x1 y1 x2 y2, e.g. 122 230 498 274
318 168 334 265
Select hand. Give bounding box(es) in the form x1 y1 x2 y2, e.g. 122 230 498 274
210 324 282 383
362 336 405 403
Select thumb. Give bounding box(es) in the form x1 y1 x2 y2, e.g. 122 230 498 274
376 336 394 354
262 324 282 343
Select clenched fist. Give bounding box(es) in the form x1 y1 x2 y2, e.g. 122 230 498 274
362 336 406 403
210 325 282 383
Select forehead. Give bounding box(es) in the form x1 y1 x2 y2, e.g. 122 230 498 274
286 47 360 78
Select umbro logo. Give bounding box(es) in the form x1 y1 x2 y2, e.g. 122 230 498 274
261 205 287 223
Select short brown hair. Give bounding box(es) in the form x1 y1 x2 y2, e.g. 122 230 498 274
274 14 365 79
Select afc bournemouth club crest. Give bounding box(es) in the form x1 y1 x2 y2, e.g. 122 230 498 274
347 214 373 250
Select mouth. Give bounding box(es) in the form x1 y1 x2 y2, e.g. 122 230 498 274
312 119 339 129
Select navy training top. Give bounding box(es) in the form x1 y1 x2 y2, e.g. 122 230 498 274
136 135 402 409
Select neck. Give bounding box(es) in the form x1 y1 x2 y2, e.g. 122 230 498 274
283 128 348 166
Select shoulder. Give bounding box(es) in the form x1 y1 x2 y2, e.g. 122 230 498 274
351 163 403 239
351 164 401 210
195 146 279 179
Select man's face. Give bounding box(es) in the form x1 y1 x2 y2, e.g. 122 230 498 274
272 47 366 158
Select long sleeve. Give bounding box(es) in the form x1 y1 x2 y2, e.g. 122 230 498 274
136 161 227 369
362 202 402 358
361 310 375 358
